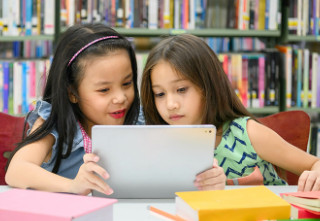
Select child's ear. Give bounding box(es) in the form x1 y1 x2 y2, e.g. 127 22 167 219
68 88 78 103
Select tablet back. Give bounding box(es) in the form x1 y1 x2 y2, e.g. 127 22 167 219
92 125 216 199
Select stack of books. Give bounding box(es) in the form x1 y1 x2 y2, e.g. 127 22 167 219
174 186 290 221
280 191 320 219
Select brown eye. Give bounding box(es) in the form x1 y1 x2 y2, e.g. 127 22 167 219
123 80 133 87
154 92 165 98
177 87 188 93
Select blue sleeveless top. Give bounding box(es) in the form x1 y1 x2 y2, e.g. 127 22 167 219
27 100 145 179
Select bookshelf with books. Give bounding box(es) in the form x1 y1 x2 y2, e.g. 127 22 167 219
278 0 320 157
0 0 57 115
277 0 320 114
4 0 317 116
57 0 285 115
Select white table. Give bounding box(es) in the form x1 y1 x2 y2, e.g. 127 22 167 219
0 185 298 221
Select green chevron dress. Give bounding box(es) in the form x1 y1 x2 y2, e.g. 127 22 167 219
214 117 287 185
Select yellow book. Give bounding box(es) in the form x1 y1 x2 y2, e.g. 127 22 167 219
175 186 290 221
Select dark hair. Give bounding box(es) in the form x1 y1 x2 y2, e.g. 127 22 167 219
140 34 254 129
6 23 140 173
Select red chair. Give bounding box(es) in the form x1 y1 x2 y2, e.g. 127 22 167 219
0 112 27 184
258 110 310 185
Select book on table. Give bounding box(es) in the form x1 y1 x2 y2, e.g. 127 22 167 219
290 204 320 219
0 188 117 221
175 186 290 221
280 190 320 212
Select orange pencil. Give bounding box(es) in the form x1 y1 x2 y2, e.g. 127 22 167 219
147 205 187 221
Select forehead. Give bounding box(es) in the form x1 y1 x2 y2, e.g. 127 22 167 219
151 60 186 82
76 49 132 84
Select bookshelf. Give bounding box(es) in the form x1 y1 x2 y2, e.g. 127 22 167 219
113 28 281 38
0 36 54 42
0 1 56 115
2 0 320 116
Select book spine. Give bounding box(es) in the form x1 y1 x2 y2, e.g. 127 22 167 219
258 56 265 107
241 55 249 107
291 48 298 107
148 0 158 29
311 52 318 108
296 49 302 107
3 62 9 113
21 61 28 114
303 49 309 108
286 47 292 108
0 63 3 112
8 62 14 114
25 0 32 35
317 55 320 107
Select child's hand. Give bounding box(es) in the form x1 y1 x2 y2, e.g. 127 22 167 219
69 153 113 195
194 159 226 190
298 170 320 191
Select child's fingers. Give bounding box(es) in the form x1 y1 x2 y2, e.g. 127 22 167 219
196 166 223 181
84 161 110 179
83 153 100 163
212 158 218 168
85 171 113 195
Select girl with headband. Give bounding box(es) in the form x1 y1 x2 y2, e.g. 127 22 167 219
5 23 143 195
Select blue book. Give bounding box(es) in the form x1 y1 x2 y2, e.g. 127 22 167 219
25 0 33 35
265 0 270 30
13 41 21 58
3 62 10 113
21 62 29 114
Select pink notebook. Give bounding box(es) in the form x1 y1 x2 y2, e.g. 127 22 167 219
0 188 117 221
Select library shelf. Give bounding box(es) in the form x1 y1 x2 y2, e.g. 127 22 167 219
248 107 280 115
286 108 320 114
0 35 54 42
113 28 281 38
287 35 320 42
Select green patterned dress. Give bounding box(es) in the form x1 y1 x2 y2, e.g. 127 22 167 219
214 117 287 185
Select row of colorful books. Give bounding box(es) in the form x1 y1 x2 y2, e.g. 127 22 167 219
0 40 53 59
132 36 267 54
0 0 55 36
0 59 51 115
288 0 320 37
61 0 280 31
277 45 320 108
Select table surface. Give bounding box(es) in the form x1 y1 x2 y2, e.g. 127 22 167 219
0 185 298 221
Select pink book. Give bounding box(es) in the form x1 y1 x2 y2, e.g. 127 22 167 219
290 204 320 219
0 188 117 221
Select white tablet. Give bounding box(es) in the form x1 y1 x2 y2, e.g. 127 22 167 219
91 125 216 199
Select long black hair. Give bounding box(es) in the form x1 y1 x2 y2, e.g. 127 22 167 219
6 23 140 173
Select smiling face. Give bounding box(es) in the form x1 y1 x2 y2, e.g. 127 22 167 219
150 60 204 125
72 49 134 135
